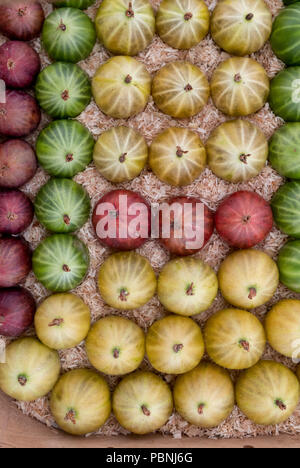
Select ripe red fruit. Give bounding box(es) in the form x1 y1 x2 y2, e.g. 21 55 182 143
92 189 151 251
215 191 273 249
159 196 214 256
0 90 41 137
0 189 34 235
0 287 36 337
0 1 45 41
0 139 37 188
0 41 40 88
0 237 32 287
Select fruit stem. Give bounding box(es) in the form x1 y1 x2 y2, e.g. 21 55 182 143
119 288 129 302
176 146 188 158
63 215 71 225
126 2 134 17
7 59 14 70
63 264 71 272
239 339 250 352
184 12 193 21
18 375 27 387
240 153 251 164
245 13 254 20
124 75 132 84
59 19 67 31
275 399 287 411
184 83 193 92
242 215 251 224
234 73 242 83
65 409 77 425
7 212 17 221
113 348 120 359
173 343 184 353
48 318 64 327
198 403 205 415
61 90 69 101
119 153 127 163
141 405 151 416
18 7 27 16
248 287 257 300
186 282 195 296
66 153 74 162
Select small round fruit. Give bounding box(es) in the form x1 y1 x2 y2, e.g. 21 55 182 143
42 8 96 63
0 337 60 402
0 237 31 288
277 240 300 293
35 62 91 119
271 181 300 238
36 120 94 178
50 369 111 436
52 0 95 8
269 67 300 122
92 189 150 251
211 0 272 56
204 308 266 370
92 56 151 119
33 234 89 293
174 362 234 428
146 315 204 375
149 127 206 186
152 62 209 119
269 123 300 179
215 191 273 249
159 196 214 256
35 293 91 350
236 360 300 426
86 316 145 375
211 58 269 117
0 287 36 337
158 257 218 317
207 120 268 183
93 126 148 183
112 371 173 435
95 0 155 56
156 0 209 50
98 252 156 310
0 140 37 189
0 41 40 88
0 1 45 41
35 179 90 233
0 90 41 138
218 249 279 310
265 299 300 359
270 4 300 66
0 189 34 235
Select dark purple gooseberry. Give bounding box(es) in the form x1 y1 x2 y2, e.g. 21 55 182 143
0 1 45 41
0 90 41 137
0 237 32 287
0 287 36 337
0 41 41 89
0 140 37 188
0 189 34 235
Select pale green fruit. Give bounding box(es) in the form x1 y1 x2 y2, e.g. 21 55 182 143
146 315 204 375
174 362 235 427
93 126 148 183
113 371 173 434
149 127 206 186
211 57 269 116
152 61 210 118
265 299 300 358
98 252 157 310
50 369 111 436
156 0 209 50
92 56 151 119
86 316 145 375
0 338 60 402
206 119 268 183
34 293 91 350
236 361 300 425
158 257 218 317
218 249 279 310
95 0 155 56
204 308 266 370
211 0 272 56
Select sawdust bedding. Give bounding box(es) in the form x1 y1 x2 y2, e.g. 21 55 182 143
2 0 300 440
